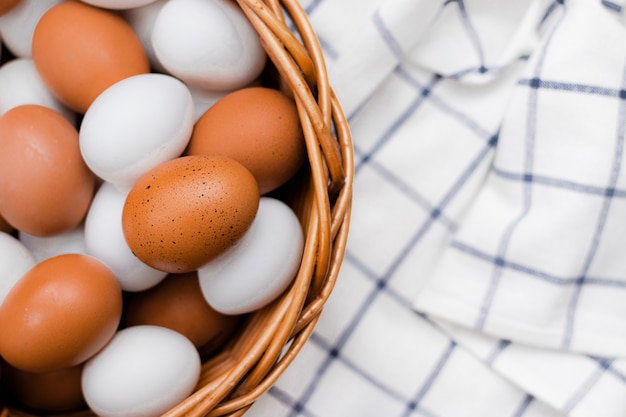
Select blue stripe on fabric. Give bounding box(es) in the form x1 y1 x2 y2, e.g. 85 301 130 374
493 167 626 198
591 356 626 384
451 240 626 288
283 225 435 417
394 66 494 141
309 332 412 406
317 34 339 61
281 245 449 417
474 1 566 330
562 358 613 413
450 62 512 80
518 78 621 97
562 64 626 349
486 339 512 365
343 250 421 310
303 0 324 15
372 9 405 59
269 385 318 417
602 0 622 12
539 0 565 28
354 74 442 175
367 158 458 232
404 341 457 416
452 0 487 73
512 394 534 417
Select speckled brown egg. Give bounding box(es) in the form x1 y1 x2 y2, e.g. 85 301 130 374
122 155 260 274
186 87 306 195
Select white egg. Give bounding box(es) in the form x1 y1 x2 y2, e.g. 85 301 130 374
84 182 167 292
79 73 194 188
82 325 201 417
198 197 304 315
151 0 266 91
80 0 159 10
0 231 35 306
0 0 63 57
19 225 88 263
122 0 168 73
0 58 76 123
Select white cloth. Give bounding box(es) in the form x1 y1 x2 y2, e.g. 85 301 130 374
245 0 626 416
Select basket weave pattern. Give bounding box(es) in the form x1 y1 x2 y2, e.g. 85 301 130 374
0 0 353 416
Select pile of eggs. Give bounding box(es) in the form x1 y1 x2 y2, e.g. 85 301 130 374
0 0 309 416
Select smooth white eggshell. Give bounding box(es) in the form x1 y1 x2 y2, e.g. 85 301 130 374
198 197 304 315
0 0 63 57
82 325 201 417
80 0 159 10
79 73 194 189
151 0 266 91
0 58 76 123
84 182 167 292
19 225 88 263
122 0 168 72
0 231 36 306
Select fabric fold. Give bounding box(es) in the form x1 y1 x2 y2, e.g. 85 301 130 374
413 0 626 358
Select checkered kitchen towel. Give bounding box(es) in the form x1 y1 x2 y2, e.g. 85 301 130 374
246 0 626 416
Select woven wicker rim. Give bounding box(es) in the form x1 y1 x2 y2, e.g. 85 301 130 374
0 0 353 416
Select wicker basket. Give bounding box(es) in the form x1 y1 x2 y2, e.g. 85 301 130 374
0 0 353 416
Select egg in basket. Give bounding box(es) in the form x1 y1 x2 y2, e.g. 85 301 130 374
0 0 352 416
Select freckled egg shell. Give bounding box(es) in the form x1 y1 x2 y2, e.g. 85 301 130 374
122 271 240 351
122 154 260 274
31 0 150 113
186 87 307 195
0 253 123 374
0 104 96 237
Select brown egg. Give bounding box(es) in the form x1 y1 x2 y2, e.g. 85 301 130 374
0 104 96 237
32 1 149 113
0 0 20 16
1 360 86 412
0 254 123 373
186 87 306 195
122 155 260 274
123 271 240 352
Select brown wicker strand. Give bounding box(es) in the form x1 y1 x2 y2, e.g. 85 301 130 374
295 107 332 296
237 0 345 194
237 0 316 88
207 314 321 416
278 0 332 127
294 206 351 335
329 93 354 240
222 203 321 400
162 297 293 417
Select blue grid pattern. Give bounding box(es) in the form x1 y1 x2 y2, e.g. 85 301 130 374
243 0 626 416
